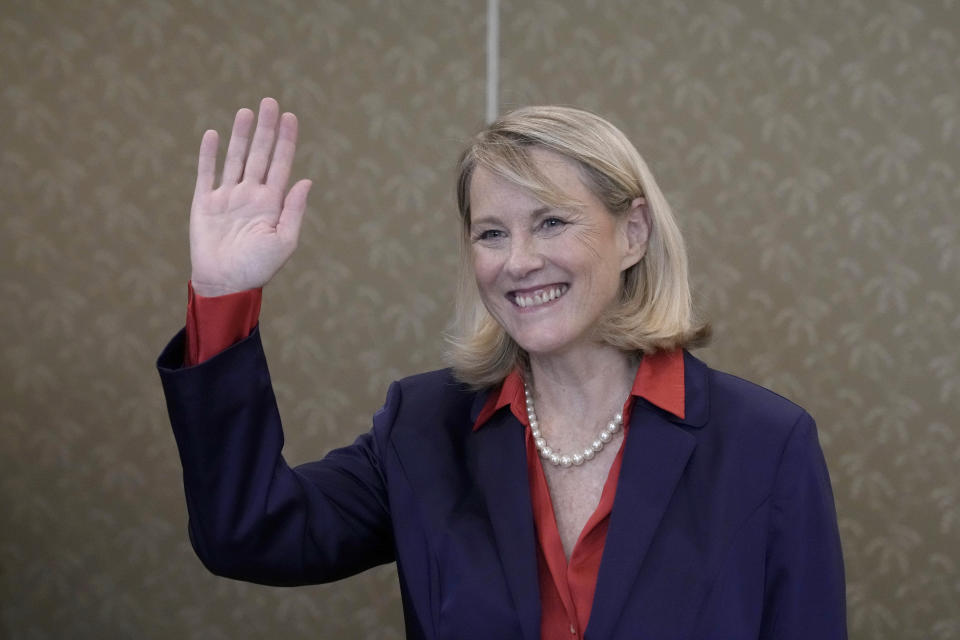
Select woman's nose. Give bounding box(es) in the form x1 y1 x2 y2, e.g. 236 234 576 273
505 236 544 279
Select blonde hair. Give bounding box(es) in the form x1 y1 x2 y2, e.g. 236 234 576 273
446 106 710 388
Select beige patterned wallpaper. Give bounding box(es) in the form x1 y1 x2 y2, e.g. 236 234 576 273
1 1 957 638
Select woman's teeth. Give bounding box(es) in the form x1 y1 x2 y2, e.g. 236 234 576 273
514 285 568 308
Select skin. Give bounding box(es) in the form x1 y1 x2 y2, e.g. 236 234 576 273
190 97 312 297
469 149 651 556
469 148 649 362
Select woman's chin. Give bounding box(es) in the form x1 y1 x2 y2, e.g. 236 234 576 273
511 332 579 360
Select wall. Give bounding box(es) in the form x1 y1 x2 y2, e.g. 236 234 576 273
1 1 957 638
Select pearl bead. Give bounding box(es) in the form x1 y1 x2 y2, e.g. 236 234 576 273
523 371 627 470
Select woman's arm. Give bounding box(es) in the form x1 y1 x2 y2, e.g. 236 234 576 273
759 413 847 639
158 326 397 585
160 99 394 584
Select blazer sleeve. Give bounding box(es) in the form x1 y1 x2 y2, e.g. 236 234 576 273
157 326 397 586
759 412 847 639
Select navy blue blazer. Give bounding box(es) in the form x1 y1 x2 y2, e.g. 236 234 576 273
158 327 846 639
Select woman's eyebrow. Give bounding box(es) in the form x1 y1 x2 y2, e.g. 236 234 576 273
472 206 551 227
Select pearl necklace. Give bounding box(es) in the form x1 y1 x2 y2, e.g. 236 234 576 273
523 376 624 468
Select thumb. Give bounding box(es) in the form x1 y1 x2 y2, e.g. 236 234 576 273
277 179 312 245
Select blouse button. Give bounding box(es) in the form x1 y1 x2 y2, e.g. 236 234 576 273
570 623 577 634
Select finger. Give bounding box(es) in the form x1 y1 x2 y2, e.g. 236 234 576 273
194 129 219 197
242 97 280 184
266 112 298 191
277 179 312 245
221 108 255 186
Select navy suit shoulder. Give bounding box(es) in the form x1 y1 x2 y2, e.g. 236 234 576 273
709 368 806 423
390 367 476 418
665 352 846 640
374 367 479 462
684 350 806 428
375 366 484 520
394 367 463 388
680 353 813 490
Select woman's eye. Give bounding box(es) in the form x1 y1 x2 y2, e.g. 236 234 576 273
541 217 566 231
475 229 504 241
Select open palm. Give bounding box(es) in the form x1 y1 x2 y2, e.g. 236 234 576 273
189 97 312 297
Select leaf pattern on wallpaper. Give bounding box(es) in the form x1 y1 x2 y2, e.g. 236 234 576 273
1 0 957 638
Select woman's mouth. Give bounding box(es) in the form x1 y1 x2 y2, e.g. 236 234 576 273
509 284 569 309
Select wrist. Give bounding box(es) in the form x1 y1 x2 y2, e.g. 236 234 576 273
190 280 255 298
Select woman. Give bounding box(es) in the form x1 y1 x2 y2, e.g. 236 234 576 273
158 98 846 639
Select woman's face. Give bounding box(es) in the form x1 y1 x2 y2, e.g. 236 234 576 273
469 148 647 359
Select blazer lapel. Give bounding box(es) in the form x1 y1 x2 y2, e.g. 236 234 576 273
469 408 541 640
585 402 697 639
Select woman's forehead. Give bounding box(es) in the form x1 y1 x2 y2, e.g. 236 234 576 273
469 149 591 214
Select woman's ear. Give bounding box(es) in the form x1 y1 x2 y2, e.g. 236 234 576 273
620 196 651 270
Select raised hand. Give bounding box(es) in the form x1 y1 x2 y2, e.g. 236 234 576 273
189 97 312 297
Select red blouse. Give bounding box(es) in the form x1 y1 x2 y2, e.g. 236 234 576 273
184 282 686 639
472 350 685 638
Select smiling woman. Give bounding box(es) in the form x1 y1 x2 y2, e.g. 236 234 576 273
466 148 648 363
449 106 710 388
158 99 847 639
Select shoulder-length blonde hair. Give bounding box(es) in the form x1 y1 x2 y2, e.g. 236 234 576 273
446 105 710 388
